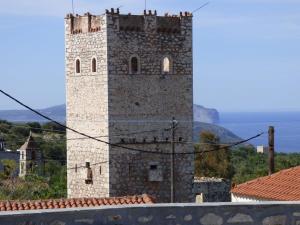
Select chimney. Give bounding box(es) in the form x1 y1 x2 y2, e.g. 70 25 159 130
268 126 275 175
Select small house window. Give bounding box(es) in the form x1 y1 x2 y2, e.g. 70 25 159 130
75 59 81 74
92 58 97 73
130 56 139 74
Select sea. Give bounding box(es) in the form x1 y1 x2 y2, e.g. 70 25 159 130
219 112 300 153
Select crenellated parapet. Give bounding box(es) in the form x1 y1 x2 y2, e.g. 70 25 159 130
65 9 192 35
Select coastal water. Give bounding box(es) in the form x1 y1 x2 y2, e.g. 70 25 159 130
219 112 300 153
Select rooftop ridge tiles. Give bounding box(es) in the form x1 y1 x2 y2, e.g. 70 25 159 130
0 194 155 212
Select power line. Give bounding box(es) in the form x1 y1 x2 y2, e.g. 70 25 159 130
0 89 178 155
192 2 210 14
0 89 264 155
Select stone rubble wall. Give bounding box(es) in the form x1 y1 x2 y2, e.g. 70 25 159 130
194 179 231 202
2 202 300 225
65 14 110 198
106 13 194 203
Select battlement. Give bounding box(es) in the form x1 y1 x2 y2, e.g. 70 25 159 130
65 9 192 35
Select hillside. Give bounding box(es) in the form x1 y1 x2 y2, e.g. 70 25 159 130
0 105 66 122
194 105 219 124
193 121 242 144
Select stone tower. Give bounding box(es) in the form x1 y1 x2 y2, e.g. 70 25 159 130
19 132 42 177
65 9 194 203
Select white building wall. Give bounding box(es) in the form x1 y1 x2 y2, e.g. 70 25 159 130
231 193 270 202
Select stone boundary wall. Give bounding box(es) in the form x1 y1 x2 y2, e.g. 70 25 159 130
1 202 300 225
194 179 231 202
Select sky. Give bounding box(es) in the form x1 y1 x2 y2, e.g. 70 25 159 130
0 0 299 112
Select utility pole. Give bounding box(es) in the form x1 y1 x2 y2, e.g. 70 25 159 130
268 126 275 175
171 117 177 203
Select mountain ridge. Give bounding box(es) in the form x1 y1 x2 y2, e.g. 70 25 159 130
0 104 242 143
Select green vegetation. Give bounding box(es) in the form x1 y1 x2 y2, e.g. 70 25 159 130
195 131 234 179
1 120 300 200
0 120 67 200
195 131 300 184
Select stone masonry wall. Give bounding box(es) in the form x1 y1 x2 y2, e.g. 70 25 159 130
194 178 231 203
65 14 110 198
106 12 194 203
65 10 194 203
2 202 300 225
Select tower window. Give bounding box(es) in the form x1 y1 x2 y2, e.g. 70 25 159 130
162 56 171 73
92 58 97 73
75 59 81 74
129 56 140 74
148 162 163 182
31 151 36 160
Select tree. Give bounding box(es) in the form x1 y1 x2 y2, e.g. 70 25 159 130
42 122 66 133
195 131 234 179
0 159 17 179
27 122 42 134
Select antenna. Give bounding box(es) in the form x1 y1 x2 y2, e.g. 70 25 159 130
72 0 75 14
192 1 210 14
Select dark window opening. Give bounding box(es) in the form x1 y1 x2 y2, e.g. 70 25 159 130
76 59 81 73
99 166 102 175
131 57 138 74
150 165 158 170
179 137 183 142
75 164 78 173
92 58 97 72
31 151 36 160
85 162 93 184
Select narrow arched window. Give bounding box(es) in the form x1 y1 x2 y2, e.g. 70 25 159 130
75 59 81 74
31 151 36 160
130 56 139 74
92 58 97 73
163 57 171 73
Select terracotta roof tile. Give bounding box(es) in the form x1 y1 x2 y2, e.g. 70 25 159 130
0 194 155 212
231 166 300 201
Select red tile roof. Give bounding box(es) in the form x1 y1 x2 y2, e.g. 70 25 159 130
231 166 300 201
0 194 155 212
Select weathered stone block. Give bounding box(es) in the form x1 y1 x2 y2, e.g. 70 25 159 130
200 213 223 225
